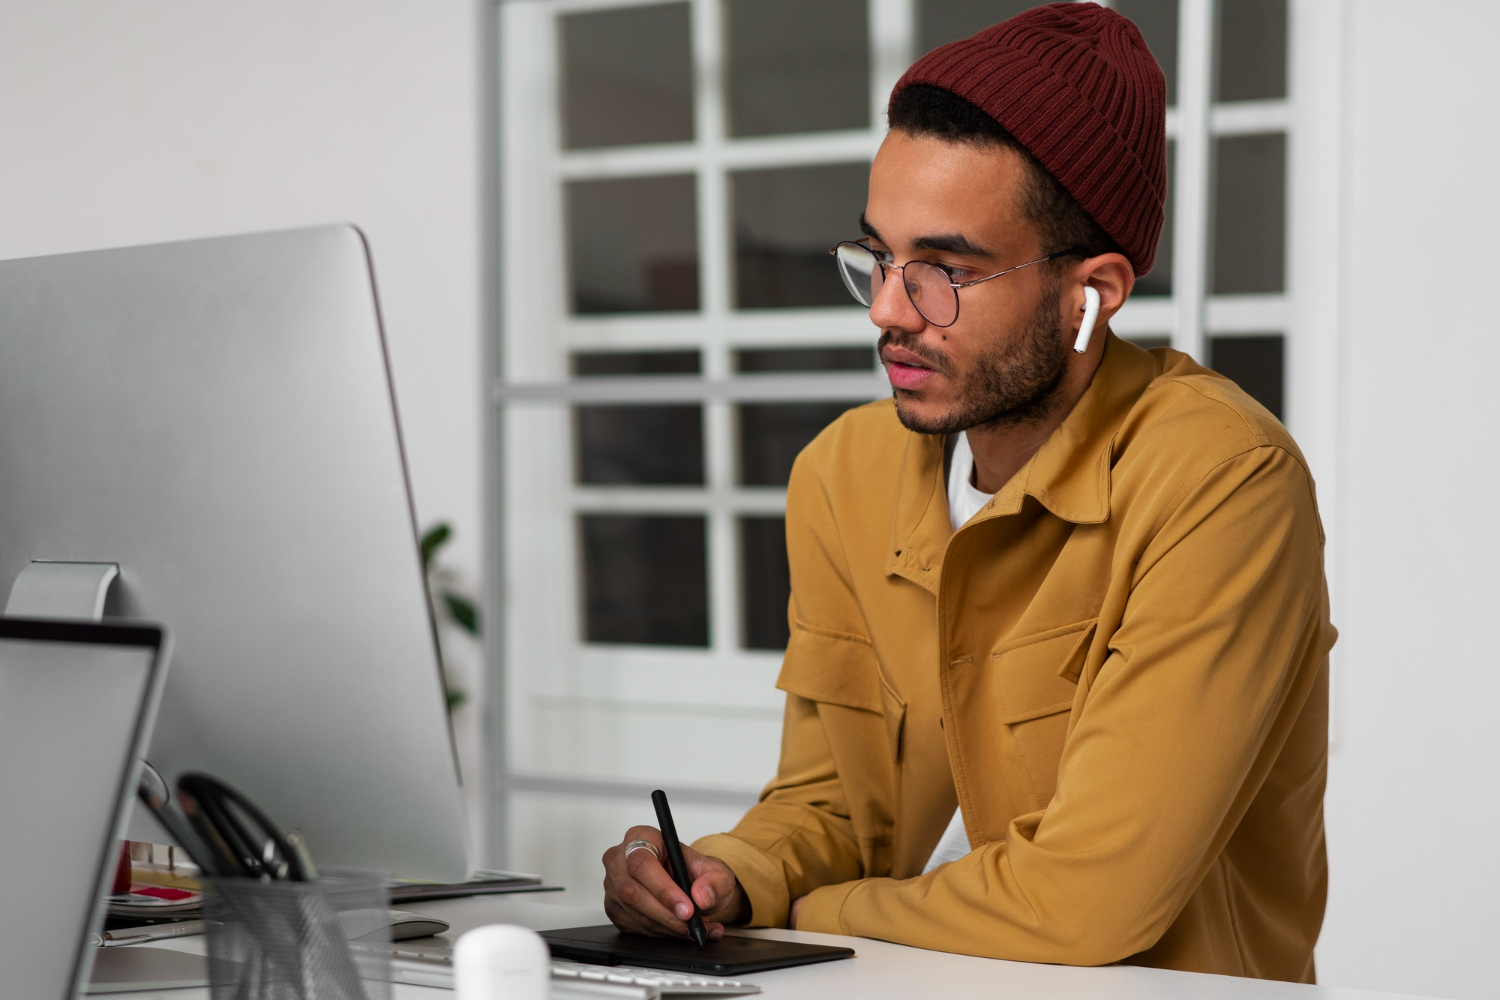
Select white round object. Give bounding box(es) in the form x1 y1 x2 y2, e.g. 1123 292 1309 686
453 924 550 1000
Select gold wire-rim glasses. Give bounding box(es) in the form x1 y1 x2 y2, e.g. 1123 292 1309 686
830 238 1084 328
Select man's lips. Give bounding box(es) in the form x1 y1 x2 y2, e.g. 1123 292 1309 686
881 344 940 391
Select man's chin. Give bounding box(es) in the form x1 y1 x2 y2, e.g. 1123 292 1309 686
891 393 964 436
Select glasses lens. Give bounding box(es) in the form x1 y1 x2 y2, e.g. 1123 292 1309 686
904 261 958 327
834 242 880 307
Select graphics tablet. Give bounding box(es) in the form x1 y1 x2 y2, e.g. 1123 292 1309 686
541 925 855 976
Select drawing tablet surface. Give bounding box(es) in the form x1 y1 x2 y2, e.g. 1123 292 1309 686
541 925 855 975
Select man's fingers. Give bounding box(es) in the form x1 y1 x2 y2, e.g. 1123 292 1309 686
604 897 670 938
681 846 741 920
623 840 696 920
603 826 690 937
690 866 738 913
621 839 702 917
618 866 694 931
604 826 738 940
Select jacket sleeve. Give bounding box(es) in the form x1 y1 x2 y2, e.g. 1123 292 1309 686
793 445 1333 964
692 688 865 928
691 447 876 929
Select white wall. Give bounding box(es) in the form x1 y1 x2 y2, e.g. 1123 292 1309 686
0 0 491 842
9 2 1500 997
1317 4 1500 999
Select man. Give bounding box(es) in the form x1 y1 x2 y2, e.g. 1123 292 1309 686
602 4 1333 982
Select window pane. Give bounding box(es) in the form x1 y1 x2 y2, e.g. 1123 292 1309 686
575 405 703 485
741 516 791 650
726 0 868 137
1134 138 1174 297
918 0 1048 55
1127 335 1171 351
738 402 857 486
1209 334 1284 419
735 346 875 372
581 515 708 646
1212 133 1285 294
1216 0 1286 102
568 174 699 314
733 162 869 310
1114 0 1179 105
560 3 693 149
573 350 701 377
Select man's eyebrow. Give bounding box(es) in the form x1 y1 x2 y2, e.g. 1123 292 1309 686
857 214 995 259
912 232 995 258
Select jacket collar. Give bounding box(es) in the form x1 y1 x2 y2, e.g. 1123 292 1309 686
885 333 1158 594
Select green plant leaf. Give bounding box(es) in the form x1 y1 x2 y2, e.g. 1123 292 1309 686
420 522 452 570
442 591 481 636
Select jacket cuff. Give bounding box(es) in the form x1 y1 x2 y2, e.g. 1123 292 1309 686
691 833 791 929
792 879 860 935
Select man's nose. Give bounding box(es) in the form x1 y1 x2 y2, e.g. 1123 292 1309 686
868 267 926 333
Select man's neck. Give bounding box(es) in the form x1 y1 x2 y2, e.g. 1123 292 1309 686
966 337 1106 494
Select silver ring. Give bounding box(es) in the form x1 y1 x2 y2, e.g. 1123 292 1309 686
624 839 660 862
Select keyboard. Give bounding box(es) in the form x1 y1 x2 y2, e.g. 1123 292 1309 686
551 959 760 996
376 940 761 997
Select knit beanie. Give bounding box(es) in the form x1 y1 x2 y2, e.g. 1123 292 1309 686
890 3 1167 276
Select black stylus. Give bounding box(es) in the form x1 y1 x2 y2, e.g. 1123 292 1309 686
651 788 707 947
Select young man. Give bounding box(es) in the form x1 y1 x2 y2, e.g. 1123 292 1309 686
601 4 1333 982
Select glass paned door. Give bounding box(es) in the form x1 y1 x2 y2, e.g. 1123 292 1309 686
495 0 1307 896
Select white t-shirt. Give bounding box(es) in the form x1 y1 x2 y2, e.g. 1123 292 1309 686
922 431 993 874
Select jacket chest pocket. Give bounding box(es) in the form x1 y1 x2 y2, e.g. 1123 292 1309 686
991 618 1096 808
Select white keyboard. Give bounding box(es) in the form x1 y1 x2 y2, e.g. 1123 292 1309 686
552 959 760 996
379 941 760 997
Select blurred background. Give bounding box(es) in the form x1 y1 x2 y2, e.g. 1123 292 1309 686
1 1 1493 997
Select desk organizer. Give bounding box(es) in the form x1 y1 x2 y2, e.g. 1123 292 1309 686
204 868 391 1000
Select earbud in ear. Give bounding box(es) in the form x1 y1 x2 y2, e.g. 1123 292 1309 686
1073 285 1101 354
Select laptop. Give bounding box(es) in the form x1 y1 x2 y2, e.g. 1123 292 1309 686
0 617 170 999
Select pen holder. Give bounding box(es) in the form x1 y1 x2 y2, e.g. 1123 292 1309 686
203 868 391 1000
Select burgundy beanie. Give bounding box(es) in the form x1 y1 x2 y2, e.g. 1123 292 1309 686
890 3 1167 276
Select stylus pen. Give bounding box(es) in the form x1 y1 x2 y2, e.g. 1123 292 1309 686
93 920 207 948
651 789 707 947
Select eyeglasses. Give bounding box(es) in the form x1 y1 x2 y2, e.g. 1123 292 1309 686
830 238 1083 328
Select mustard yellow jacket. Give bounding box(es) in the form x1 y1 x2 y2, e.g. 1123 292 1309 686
695 335 1333 981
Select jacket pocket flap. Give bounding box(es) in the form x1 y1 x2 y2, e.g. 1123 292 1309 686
992 619 1097 724
777 625 883 713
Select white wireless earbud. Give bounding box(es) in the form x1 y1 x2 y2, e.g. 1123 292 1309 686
1073 285 1101 354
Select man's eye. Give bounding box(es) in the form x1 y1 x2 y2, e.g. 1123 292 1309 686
938 264 970 280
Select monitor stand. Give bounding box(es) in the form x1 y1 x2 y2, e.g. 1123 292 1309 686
5 560 119 620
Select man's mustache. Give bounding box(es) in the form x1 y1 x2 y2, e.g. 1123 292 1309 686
878 330 952 374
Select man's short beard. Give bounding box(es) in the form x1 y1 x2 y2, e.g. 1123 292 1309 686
884 277 1071 436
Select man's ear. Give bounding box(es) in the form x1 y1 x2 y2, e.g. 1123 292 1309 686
1078 253 1135 330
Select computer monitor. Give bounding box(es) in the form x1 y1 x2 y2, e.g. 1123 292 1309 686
0 225 469 881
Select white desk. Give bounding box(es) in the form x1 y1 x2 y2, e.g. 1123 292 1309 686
102 891 1437 1000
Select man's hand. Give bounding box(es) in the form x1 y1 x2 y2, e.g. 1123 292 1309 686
602 825 750 939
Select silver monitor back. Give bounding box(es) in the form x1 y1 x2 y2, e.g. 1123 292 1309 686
0 225 469 880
